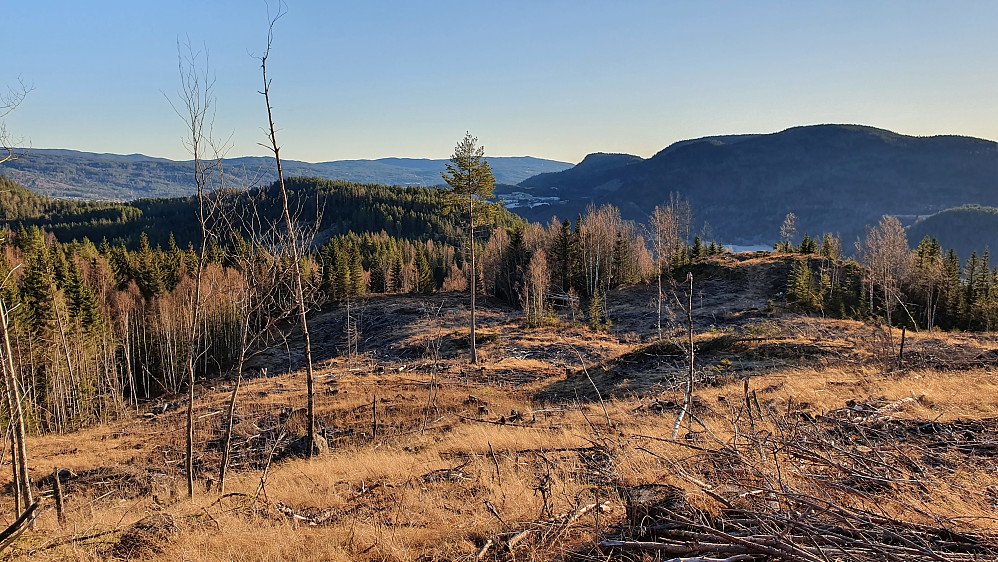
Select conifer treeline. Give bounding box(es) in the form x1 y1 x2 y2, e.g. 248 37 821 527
0 175 520 249
785 228 998 331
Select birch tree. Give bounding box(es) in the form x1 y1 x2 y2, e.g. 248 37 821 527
579 204 621 330
860 216 911 329
649 195 690 339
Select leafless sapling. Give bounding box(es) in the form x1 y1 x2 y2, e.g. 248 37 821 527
259 7 320 456
0 78 30 165
170 39 225 497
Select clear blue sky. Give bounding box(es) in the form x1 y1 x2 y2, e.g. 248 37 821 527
5 1 998 164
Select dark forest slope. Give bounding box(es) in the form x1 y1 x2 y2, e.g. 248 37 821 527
908 205 998 258
1 149 571 200
0 176 520 249
515 125 998 244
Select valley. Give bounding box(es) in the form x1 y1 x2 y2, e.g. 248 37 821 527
5 4 998 560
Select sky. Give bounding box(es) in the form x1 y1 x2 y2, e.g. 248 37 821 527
4 1 998 164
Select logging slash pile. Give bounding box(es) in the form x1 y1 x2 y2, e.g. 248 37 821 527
599 396 998 561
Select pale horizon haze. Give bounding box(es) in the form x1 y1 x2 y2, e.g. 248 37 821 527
5 1 998 165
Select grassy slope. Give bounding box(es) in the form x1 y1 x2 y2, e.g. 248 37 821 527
9 254 998 560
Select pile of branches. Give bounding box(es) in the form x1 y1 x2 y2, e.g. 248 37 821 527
604 489 990 561
603 395 998 561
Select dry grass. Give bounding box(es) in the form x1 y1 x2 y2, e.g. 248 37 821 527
5 264 998 560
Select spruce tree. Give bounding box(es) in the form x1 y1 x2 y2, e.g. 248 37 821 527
133 232 164 299
798 233 817 254
787 261 820 312
913 237 944 330
332 245 351 300
414 249 433 294
389 254 404 293
369 253 387 294
965 252 981 329
348 242 366 296
940 248 963 329
163 233 184 290
20 244 58 332
65 259 100 331
820 233 842 260
611 231 633 287
690 236 704 261
552 219 574 293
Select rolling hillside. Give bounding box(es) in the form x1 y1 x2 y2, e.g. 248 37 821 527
908 205 998 258
511 125 998 244
1 149 572 200
0 175 521 249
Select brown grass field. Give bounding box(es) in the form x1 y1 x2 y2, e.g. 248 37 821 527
4 254 998 560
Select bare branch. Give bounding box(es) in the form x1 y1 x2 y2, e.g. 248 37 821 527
0 77 32 165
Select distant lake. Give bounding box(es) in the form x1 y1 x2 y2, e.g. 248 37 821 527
726 244 772 253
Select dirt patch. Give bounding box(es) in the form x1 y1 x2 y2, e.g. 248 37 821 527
113 514 177 559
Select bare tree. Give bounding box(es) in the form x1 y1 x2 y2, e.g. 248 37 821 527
648 194 690 340
860 216 911 330
260 8 320 456
1 78 30 165
217 210 297 492
170 40 225 497
578 204 621 328
521 250 549 328
671 272 695 439
779 212 798 252
0 292 31 519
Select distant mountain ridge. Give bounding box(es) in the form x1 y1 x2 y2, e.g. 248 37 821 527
510 124 998 245
1 149 572 200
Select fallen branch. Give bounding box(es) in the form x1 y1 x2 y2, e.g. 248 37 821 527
0 501 40 553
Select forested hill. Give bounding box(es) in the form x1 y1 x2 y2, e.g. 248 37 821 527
0 175 519 249
0 149 571 200
511 124 998 244
908 205 998 259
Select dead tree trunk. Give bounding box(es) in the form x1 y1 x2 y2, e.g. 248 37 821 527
261 14 317 457
218 369 241 494
52 467 65 526
657 269 663 340
672 272 695 439
469 197 477 364
0 297 31 516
